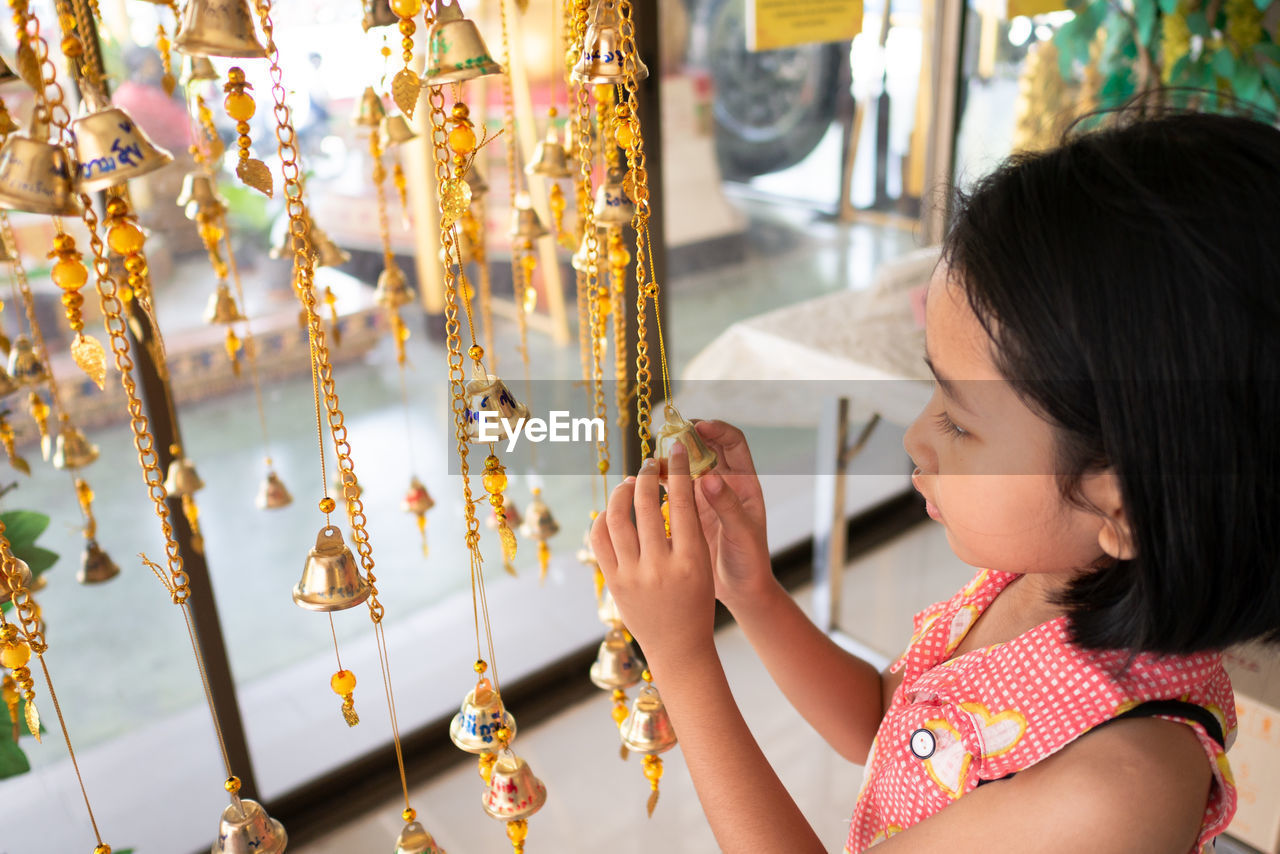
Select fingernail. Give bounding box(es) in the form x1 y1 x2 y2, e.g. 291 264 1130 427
670 441 687 459
641 457 657 471
624 476 636 484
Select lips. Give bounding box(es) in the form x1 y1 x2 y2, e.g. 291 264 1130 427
911 468 942 521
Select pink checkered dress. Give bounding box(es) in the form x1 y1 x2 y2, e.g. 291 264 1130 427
846 569 1237 852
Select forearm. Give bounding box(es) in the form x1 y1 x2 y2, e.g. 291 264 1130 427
724 578 885 762
648 641 826 854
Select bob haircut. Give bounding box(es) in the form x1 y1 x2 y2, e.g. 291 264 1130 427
943 109 1280 656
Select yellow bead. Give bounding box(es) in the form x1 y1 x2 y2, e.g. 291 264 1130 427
0 640 32 669
598 459 609 474
495 726 511 744
402 807 416 823
390 0 420 17
60 35 83 57
615 119 634 149
93 846 111 854
107 222 146 255
467 344 484 361
609 244 631 267
448 125 476 155
641 669 652 682
319 497 337 514
474 659 488 674
483 469 507 495
224 91 255 122
0 624 15 642
593 84 615 103
330 669 356 695
51 258 88 291
225 775 241 794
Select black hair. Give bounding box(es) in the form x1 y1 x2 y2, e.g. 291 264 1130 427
943 109 1280 655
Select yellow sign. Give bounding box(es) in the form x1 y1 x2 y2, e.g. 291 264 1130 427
747 0 863 52
1007 0 1069 17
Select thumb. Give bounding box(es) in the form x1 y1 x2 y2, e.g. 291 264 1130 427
697 473 752 538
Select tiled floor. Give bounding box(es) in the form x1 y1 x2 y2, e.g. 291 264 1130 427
293 521 976 854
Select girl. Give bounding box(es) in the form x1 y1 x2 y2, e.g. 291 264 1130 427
592 110 1280 853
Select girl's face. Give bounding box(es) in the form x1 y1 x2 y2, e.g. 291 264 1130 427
903 264 1107 576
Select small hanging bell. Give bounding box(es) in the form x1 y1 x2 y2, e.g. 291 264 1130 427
464 372 531 443
269 214 350 267
589 627 644 690
519 490 560 542
571 227 608 274
508 193 549 245
393 820 446 854
571 0 650 85
72 103 175 192
52 419 99 470
210 796 288 854
525 125 574 180
203 283 246 325
422 0 504 86
353 86 386 129
375 262 416 309
362 0 397 31
449 678 517 753
0 556 30 603
292 525 371 612
181 54 219 86
380 113 417 147
174 0 269 59
464 164 489 201
255 470 292 510
163 455 205 496
78 539 120 584
620 683 678 755
0 125 81 216
481 751 547 821
7 336 47 386
177 171 227 220
655 403 718 478
401 476 434 515
593 169 635 226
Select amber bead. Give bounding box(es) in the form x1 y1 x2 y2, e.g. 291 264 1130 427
319 497 336 514
224 92 255 122
107 222 146 255
51 258 88 291
330 669 356 695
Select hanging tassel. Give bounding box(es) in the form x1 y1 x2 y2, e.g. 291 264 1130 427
479 750 499 785
613 689 630 760
331 669 359 727
643 754 663 817
506 818 528 854
538 541 550 581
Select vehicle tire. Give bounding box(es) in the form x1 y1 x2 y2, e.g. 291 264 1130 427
690 0 844 180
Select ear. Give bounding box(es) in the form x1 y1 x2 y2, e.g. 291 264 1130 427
1086 471 1137 561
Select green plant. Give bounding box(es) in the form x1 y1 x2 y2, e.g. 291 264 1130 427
1055 0 1280 116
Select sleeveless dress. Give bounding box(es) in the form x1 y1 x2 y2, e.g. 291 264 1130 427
845 569 1237 853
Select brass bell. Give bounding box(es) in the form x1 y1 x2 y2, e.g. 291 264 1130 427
449 678 517 753
362 0 397 31
73 104 175 192
598 587 623 627
211 796 288 854
292 525 371 612
270 214 350 267
174 0 268 59
203 283 246 325
509 193 549 245
519 492 559 542
464 371 531 443
353 86 386 129
52 418 99 470
401 476 434 515
655 403 718 478
178 171 227 221
181 55 219 86
0 125 81 216
393 820 445 854
375 262 416 310
620 684 678 755
164 455 205 496
570 227 608 274
439 225 475 267
589 627 643 690
481 752 547 821
380 113 417 147
78 539 120 584
593 169 634 227
423 0 504 86
7 336 47 386
255 470 292 510
571 0 650 85
525 125 574 180
464 164 489 201
0 556 31 603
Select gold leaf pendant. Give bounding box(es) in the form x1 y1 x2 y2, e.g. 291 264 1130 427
236 158 274 198
439 178 472 228
15 41 41 91
71 332 107 389
24 697 40 742
392 68 421 119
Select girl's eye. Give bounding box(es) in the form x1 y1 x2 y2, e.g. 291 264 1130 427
935 411 969 439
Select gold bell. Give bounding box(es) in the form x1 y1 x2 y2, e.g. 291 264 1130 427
464 164 489 201
655 403 718 478
362 0 398 31
450 678 517 753
211 797 287 854
177 171 227 221
174 0 268 59
181 55 219 86
52 419 99 470
439 225 475 267
164 455 205 496
375 262 416 310
203 283 246 325
7 336 47 386
423 0 504 86
401 476 434 515
598 587 623 627
393 821 445 854
72 104 175 193
620 684 678 755
255 470 292 510
519 493 560 542
571 0 650 85
380 113 417 147
353 86 386 129
525 125 574 180
78 539 120 584
570 227 608 274
593 169 635 227
270 214 350 267
482 752 547 822
0 126 81 216
0 557 31 603
589 627 644 690
509 193 549 244
464 372 531 443
292 525 371 612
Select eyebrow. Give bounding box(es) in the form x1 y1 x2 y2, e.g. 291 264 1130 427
923 350 975 413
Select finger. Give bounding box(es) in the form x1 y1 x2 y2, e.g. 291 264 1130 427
590 510 617 574
605 477 640 563
666 441 705 555
695 420 760 478
697 471 757 540
633 456 668 552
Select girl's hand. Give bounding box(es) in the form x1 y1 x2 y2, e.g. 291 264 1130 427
689 421 774 611
592 442 716 660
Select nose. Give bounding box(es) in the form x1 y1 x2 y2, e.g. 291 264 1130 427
903 401 935 475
